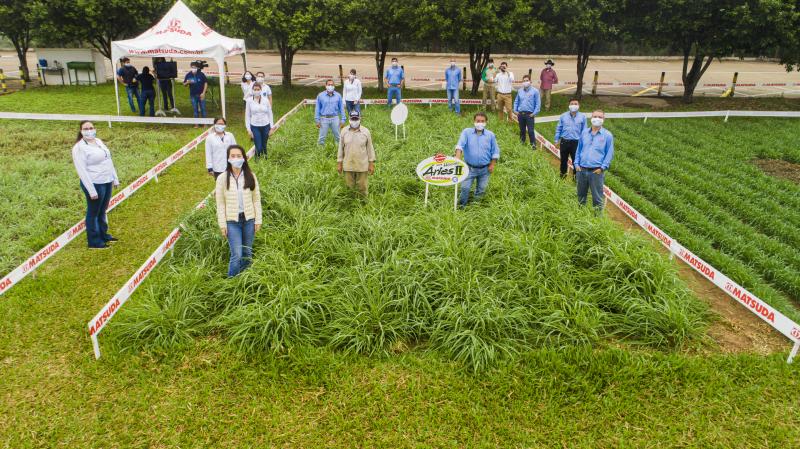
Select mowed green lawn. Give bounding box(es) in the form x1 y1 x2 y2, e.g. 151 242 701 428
0 84 798 448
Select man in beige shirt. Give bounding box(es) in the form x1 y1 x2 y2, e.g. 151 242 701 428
337 111 376 198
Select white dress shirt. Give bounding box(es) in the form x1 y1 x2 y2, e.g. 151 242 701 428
71 138 119 198
495 71 515 94
241 81 254 100
245 96 274 128
343 78 362 102
205 131 237 173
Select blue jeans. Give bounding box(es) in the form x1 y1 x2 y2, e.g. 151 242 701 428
459 165 490 207
518 112 535 145
139 89 155 116
447 88 460 113
318 116 341 145
125 85 140 113
387 86 402 106
251 124 271 159
190 94 207 118
346 100 361 116
577 169 606 211
80 181 114 248
226 215 255 277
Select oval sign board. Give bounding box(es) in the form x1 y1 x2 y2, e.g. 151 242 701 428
390 103 409 125
416 153 470 186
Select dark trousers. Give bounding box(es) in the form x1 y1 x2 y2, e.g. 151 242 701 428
346 100 361 115
251 124 271 159
159 79 174 109
80 181 114 248
577 169 606 211
139 89 155 116
518 112 535 146
560 139 579 178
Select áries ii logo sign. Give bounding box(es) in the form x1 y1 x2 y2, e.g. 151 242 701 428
156 19 192 37
416 153 470 186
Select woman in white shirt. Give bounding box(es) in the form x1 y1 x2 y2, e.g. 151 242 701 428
253 72 273 105
241 71 255 101
343 68 362 116
244 83 274 159
71 121 120 249
205 117 237 178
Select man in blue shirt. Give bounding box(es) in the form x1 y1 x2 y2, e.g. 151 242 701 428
384 57 404 107
455 112 500 207
315 79 346 146
574 109 614 211
512 74 541 149
445 59 462 114
183 61 208 123
116 57 140 114
554 98 587 179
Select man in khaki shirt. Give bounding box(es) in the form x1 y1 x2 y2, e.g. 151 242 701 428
337 111 376 198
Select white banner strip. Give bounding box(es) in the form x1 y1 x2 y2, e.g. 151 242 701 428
0 128 211 297
0 112 215 125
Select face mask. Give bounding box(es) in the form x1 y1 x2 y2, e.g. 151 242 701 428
488 63 494 68
474 122 486 131
546 64 553 68
522 81 531 88
252 91 261 97
326 85 335 92
191 68 197 73
349 74 355 80
244 74 252 80
215 124 226 133
591 117 604 127
500 67 506 72
450 62 456 67
228 158 245 169
392 62 398 67
350 120 360 128
81 129 96 139
569 104 579 112
256 76 264 83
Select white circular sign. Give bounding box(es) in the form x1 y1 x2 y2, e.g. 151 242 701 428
416 154 470 186
390 103 409 125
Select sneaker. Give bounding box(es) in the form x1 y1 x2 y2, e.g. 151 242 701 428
105 237 119 244
89 245 109 250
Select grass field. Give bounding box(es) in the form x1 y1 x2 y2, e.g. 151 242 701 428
538 117 800 325
0 84 799 447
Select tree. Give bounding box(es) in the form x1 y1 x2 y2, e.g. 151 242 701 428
541 0 623 100
0 1 45 82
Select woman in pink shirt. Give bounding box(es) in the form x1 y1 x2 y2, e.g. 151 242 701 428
539 59 559 111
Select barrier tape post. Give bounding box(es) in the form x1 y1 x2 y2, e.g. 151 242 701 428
591 71 599 96
730 72 738 97
789 342 799 364
0 69 6 93
657 72 665 97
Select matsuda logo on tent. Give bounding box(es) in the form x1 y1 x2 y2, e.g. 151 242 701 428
416 153 470 186
156 19 192 36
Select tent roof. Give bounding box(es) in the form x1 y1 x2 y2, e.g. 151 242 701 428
111 0 245 62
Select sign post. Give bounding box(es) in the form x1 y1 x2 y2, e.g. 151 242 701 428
391 103 408 140
416 153 470 211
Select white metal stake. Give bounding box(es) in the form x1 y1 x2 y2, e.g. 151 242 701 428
92 334 101 359
643 116 648 124
395 124 398 140
453 184 458 211
724 111 730 122
424 183 429 206
154 172 159 183
402 124 406 139
788 342 799 364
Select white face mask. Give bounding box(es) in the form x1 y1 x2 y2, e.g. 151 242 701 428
252 90 261 97
215 124 226 133
81 129 96 139
488 63 494 68
392 62 398 67
450 62 456 67
256 76 264 83
244 74 252 80
326 85 335 92
349 74 355 80
546 64 553 68
350 120 360 128
191 68 197 73
124 63 132 68
569 104 579 112
591 117 604 127
228 158 245 169
474 122 486 131
522 81 531 88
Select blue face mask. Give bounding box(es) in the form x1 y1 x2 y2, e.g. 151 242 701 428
82 129 96 139
228 158 245 169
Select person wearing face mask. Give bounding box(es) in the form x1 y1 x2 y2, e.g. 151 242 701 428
215 145 262 277
253 72 273 105
135 66 156 117
245 83 274 159
445 59 462 115
481 58 499 111
384 57 404 107
455 112 500 208
241 71 255 100
494 62 514 122
315 79 346 146
512 74 541 148
183 61 208 125
337 111 376 198
116 57 140 114
72 121 120 249
206 117 237 178
575 110 614 212
554 98 586 179
343 69 362 116
539 59 558 111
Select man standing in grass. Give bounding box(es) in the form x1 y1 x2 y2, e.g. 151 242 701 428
455 112 500 208
116 57 140 114
574 109 614 211
337 111 376 198
183 61 208 125
555 98 586 179
445 59 462 115
384 57 405 107
481 58 499 111
494 62 514 122
539 59 558 111
316 79 346 146
513 74 540 149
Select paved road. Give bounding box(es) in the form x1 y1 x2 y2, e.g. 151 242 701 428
3 50 800 97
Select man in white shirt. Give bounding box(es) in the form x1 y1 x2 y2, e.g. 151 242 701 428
494 62 514 122
343 68 362 116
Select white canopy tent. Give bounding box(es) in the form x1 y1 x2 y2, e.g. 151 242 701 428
110 0 246 118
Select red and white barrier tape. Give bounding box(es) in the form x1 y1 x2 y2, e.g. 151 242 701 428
0 128 212 297
0 111 215 125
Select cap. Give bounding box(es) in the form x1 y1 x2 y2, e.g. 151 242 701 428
349 111 360 118
545 59 555 66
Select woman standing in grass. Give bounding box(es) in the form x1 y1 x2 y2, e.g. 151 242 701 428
71 121 120 249
215 145 262 277
245 83 273 159
205 117 237 179
241 71 255 100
